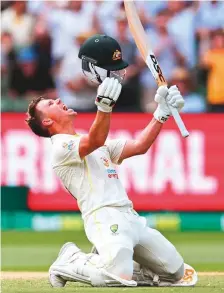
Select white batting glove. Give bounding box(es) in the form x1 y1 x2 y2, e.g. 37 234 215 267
153 86 170 123
167 85 185 112
95 77 122 113
153 85 185 123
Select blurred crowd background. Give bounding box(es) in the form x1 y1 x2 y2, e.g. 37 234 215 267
1 0 224 113
1 1 224 274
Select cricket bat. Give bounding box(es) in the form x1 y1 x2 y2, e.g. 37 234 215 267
124 1 189 138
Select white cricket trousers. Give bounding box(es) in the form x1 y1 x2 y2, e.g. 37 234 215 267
84 206 184 281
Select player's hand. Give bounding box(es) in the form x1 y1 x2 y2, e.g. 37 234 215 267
153 85 184 123
167 85 184 112
95 77 122 113
153 86 170 123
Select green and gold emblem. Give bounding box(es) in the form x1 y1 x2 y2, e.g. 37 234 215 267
110 224 118 233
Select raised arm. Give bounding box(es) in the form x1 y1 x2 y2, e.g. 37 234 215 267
119 85 185 162
79 78 121 159
119 118 162 161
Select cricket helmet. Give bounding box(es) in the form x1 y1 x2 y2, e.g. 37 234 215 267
78 34 129 84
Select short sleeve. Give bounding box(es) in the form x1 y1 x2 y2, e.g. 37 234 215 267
52 136 82 166
105 139 127 165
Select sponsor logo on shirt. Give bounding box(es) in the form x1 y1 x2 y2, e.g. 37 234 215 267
101 157 110 167
100 157 119 179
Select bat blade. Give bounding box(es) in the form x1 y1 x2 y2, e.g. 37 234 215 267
124 0 189 138
124 1 149 60
124 0 167 86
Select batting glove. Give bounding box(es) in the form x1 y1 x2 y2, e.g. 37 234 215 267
167 85 185 112
153 86 170 123
153 85 185 123
95 77 122 113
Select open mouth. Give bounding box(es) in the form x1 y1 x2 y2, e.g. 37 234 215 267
62 104 75 114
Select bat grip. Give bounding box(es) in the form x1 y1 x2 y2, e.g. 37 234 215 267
157 81 189 138
169 107 189 137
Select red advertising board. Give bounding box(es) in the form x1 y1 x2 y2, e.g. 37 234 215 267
1 113 224 211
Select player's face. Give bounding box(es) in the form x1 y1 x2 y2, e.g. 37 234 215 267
36 98 77 125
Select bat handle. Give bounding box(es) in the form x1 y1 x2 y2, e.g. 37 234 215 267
169 107 189 137
157 81 190 138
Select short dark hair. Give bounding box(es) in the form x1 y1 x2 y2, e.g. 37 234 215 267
25 96 50 137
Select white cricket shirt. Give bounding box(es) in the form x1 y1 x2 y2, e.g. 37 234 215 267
51 134 132 218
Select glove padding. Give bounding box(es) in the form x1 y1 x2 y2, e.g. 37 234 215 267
95 77 122 113
167 85 184 111
153 85 185 123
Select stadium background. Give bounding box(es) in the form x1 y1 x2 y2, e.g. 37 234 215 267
1 0 224 275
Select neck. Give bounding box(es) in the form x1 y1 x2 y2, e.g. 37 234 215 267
50 122 77 136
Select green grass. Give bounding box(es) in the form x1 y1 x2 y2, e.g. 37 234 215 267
2 276 224 293
2 231 224 271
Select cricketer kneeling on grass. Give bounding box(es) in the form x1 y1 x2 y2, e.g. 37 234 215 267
26 34 198 288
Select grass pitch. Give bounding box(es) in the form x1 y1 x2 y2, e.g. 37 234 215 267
2 231 224 271
1 231 224 292
1 275 224 293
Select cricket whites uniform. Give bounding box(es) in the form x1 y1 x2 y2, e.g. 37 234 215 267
51 133 184 281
